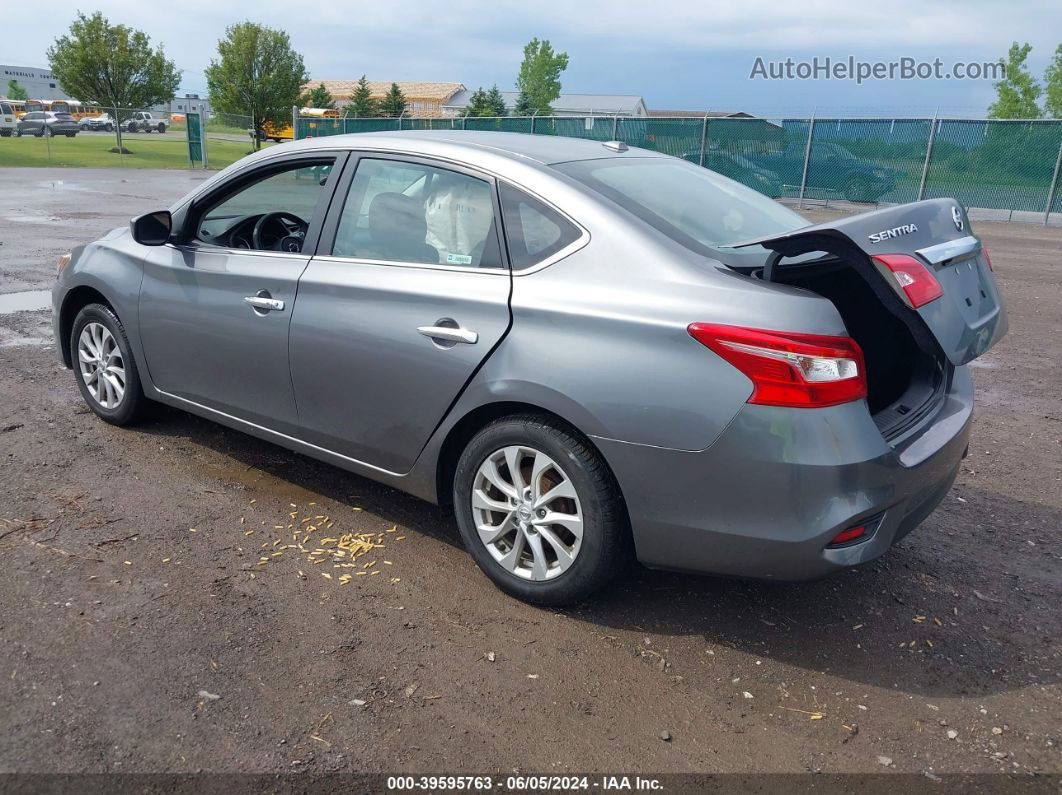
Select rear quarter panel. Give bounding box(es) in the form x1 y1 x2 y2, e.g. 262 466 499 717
449 197 850 453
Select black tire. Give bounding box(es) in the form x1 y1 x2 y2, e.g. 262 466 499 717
70 303 146 426
105 123 113 132
453 414 631 606
43 126 53 137
157 123 165 133
15 128 22 137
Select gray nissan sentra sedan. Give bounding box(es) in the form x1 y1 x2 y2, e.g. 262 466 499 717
52 131 1007 605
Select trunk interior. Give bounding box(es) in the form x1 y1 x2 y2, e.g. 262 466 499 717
766 257 947 438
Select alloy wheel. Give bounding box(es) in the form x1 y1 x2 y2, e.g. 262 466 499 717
77 322 126 409
471 445 584 581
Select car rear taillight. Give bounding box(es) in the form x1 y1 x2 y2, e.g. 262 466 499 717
982 247 994 271
687 324 867 408
872 254 943 308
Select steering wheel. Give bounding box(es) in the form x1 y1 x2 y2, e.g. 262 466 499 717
252 211 308 252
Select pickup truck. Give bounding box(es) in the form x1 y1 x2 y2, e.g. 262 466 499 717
125 112 168 134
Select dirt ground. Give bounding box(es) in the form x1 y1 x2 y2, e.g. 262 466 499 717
0 169 1059 782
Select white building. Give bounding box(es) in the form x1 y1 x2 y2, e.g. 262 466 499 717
1 65 66 99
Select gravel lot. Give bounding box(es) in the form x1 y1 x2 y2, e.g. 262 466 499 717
0 168 1059 781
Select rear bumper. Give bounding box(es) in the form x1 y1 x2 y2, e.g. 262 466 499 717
595 367 973 580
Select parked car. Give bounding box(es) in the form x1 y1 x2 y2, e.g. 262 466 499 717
0 100 16 137
682 149 783 196
52 132 1006 605
753 141 899 202
125 111 167 133
79 113 115 132
16 111 79 137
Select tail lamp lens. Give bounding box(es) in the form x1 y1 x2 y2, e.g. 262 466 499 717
828 525 867 546
687 324 867 408
872 254 943 308
982 247 994 271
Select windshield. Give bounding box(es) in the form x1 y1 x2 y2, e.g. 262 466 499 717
554 157 806 254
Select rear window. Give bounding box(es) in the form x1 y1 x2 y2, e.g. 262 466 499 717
554 158 806 254
499 183 581 270
54 113 74 120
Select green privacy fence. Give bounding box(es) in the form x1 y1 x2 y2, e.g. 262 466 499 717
294 115 1062 221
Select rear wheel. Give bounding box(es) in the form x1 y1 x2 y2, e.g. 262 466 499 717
453 414 631 606
70 304 145 426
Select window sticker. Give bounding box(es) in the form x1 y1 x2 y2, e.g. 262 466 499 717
446 253 473 265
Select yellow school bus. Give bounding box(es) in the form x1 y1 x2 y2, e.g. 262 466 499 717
262 107 340 142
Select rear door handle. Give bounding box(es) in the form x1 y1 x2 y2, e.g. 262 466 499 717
417 325 478 345
244 295 285 312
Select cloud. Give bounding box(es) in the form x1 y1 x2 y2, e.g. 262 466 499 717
5 0 1055 109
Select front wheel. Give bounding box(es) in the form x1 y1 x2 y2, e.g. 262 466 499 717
70 303 145 426
105 123 113 132
453 414 631 606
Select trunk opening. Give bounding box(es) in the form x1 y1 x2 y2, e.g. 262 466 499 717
764 256 947 438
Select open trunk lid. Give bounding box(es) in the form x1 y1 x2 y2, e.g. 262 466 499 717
737 198 1007 366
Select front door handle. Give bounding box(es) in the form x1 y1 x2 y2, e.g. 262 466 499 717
244 295 285 312
417 325 478 345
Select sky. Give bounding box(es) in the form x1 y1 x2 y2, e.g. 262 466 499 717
4 0 1061 117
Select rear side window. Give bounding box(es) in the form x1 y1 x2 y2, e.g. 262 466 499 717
333 158 502 268
499 183 581 270
0 103 11 115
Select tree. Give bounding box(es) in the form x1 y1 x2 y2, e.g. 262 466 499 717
987 42 1042 119
513 90 534 116
463 85 508 117
6 80 28 101
1044 44 1062 119
206 22 307 151
515 38 568 115
300 82 335 110
379 82 407 117
484 84 507 116
343 75 377 118
47 12 179 153
463 87 490 117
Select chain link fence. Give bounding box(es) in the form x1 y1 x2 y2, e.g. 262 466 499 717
0 107 260 170
4 106 1061 222
293 114 1062 224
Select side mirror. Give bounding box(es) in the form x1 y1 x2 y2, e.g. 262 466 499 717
131 210 172 246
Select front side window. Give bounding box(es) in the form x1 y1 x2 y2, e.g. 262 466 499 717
499 183 582 270
333 158 501 268
195 159 334 251
554 157 806 254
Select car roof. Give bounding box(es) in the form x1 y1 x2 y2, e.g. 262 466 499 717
280 130 668 167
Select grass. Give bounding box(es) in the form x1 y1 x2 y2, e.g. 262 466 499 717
0 133 273 170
